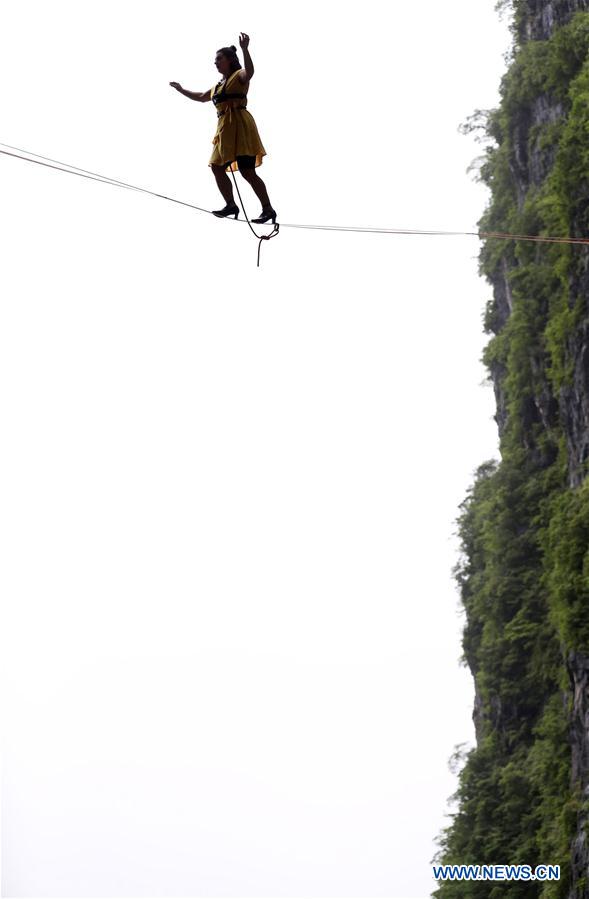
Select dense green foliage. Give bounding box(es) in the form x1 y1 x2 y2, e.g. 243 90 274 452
432 7 589 896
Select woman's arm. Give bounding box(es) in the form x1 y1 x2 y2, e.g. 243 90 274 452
238 33 254 81
169 82 211 102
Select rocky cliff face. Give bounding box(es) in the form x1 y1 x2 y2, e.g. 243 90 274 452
486 2 589 896
569 649 589 895
562 303 589 488
433 3 589 896
501 1 589 489
520 0 589 41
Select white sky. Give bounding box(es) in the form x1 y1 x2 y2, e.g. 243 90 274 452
0 2 510 896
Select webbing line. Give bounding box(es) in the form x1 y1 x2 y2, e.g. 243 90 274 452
3 142 589 252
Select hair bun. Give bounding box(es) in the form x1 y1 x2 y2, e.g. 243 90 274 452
230 44 237 51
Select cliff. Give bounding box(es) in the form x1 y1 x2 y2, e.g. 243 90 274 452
433 2 589 896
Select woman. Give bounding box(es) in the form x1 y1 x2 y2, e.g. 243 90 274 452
170 33 277 224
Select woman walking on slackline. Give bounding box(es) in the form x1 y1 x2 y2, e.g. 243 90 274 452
170 32 277 223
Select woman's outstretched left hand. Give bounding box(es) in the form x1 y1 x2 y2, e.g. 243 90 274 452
239 32 250 49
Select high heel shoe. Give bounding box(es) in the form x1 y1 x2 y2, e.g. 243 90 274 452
212 203 240 219
251 205 278 224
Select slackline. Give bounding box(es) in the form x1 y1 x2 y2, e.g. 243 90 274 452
3 141 589 268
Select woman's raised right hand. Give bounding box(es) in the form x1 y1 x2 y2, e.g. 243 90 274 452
169 82 182 90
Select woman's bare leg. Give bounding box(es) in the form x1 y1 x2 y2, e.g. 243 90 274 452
211 164 235 205
239 167 272 208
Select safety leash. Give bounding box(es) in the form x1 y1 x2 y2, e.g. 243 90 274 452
229 168 279 267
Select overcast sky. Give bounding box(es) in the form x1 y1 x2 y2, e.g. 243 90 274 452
1 2 510 896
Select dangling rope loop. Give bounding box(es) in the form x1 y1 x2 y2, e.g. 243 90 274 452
229 167 279 267
256 223 280 267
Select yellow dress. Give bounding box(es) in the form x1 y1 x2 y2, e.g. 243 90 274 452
208 68 266 173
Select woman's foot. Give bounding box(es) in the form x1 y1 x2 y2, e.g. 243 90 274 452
212 202 240 219
251 205 277 224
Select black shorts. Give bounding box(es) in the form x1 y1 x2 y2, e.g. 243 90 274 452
226 155 256 170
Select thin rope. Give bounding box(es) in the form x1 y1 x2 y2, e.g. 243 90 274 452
0 144 212 214
0 141 146 192
228 167 279 267
3 141 589 250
